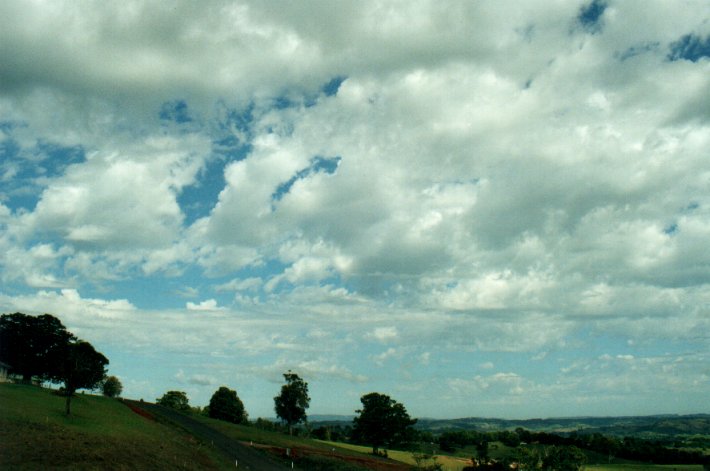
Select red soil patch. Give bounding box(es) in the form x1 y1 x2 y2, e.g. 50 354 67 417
124 401 156 421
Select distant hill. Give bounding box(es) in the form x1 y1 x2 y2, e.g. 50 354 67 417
413 414 710 437
307 413 710 438
309 414 355 423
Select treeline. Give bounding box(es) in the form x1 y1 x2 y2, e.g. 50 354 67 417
436 428 710 466
156 382 422 457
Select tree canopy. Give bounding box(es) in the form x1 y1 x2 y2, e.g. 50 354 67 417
0 312 76 382
0 312 110 415
352 392 417 454
157 390 190 412
208 386 247 424
274 370 310 435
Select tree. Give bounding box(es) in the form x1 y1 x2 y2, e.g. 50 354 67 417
51 341 109 415
102 375 123 398
274 370 310 435
516 447 541 470
476 439 490 463
208 386 247 424
0 312 76 382
157 390 190 412
541 446 587 471
352 392 417 455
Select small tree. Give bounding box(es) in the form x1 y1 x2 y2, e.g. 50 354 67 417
352 392 417 455
413 452 443 470
274 370 310 435
476 439 489 463
517 446 541 470
541 446 587 471
102 375 123 398
52 341 109 415
157 390 190 412
209 386 247 424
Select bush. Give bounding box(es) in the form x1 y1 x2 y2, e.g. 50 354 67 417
102 376 122 397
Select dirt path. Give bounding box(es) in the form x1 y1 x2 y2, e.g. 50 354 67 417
125 400 291 470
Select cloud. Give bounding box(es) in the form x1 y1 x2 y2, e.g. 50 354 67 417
175 369 217 386
248 356 368 384
186 299 225 311
367 326 399 343
174 286 199 298
215 277 263 293
373 347 398 366
448 372 528 397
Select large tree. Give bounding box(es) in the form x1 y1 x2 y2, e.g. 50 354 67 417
208 386 247 424
0 312 76 382
352 392 417 454
274 370 310 435
52 341 109 415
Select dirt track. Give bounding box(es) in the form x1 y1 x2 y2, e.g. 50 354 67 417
125 400 291 470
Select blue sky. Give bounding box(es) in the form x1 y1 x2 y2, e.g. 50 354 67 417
1 0 709 420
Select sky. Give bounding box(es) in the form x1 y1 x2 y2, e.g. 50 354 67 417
1 0 709 420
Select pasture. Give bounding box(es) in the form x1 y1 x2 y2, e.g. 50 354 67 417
0 383 227 469
585 466 704 471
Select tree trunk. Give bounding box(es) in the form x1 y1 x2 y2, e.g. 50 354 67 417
65 392 72 416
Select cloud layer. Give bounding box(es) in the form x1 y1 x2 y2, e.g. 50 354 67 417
1 0 709 418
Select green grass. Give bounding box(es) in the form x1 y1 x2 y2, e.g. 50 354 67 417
7 384 701 471
195 414 362 455
317 440 474 470
190 416 414 469
315 438 704 471
0 383 228 470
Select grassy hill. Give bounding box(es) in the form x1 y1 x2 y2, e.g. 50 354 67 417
0 383 406 470
0 383 228 470
2 383 706 470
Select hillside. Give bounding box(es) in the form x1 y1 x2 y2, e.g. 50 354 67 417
0 384 408 470
0 383 228 470
3 383 707 470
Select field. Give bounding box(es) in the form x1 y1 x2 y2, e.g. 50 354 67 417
315 442 708 471
318 441 473 470
585 466 703 471
0 383 228 470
